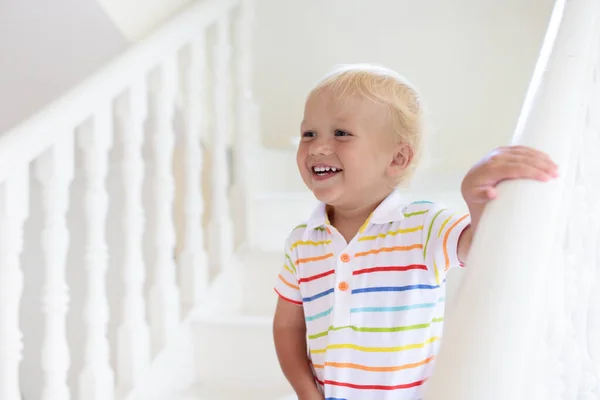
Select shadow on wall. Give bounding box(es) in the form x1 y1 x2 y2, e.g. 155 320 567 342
0 0 127 133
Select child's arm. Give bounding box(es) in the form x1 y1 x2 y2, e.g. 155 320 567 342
458 145 558 260
273 298 323 399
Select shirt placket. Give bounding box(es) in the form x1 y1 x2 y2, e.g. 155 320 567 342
330 231 354 328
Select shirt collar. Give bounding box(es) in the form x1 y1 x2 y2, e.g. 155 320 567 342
302 189 407 239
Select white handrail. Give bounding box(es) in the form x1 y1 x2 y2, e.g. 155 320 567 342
0 0 237 184
424 0 600 399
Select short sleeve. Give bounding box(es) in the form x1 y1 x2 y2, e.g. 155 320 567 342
421 204 471 283
273 235 303 306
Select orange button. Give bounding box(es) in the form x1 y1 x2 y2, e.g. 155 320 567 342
338 281 349 291
340 253 351 263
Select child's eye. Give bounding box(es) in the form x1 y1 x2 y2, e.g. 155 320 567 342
334 129 350 136
302 131 316 138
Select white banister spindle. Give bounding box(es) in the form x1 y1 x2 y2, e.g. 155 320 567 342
36 134 74 400
115 82 151 389
209 14 234 271
230 0 256 247
178 40 209 307
424 1 600 399
235 0 256 176
563 44 600 397
240 0 261 153
586 66 600 397
149 59 181 352
0 169 29 400
77 108 115 400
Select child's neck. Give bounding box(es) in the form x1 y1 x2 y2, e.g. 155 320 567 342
327 191 392 243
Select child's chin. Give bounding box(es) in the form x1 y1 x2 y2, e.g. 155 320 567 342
311 187 344 205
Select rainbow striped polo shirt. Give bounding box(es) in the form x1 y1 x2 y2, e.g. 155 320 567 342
274 189 471 400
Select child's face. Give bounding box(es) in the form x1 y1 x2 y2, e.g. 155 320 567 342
297 89 404 208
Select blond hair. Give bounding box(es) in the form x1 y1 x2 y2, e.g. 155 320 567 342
308 64 426 184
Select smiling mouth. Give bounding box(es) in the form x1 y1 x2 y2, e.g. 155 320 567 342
312 166 343 177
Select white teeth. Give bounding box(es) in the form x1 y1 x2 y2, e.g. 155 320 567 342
313 166 340 173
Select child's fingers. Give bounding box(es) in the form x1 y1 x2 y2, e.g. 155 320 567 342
489 147 558 180
509 145 554 161
506 146 558 174
497 161 555 182
512 156 558 177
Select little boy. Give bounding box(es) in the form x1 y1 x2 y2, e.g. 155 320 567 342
272 64 557 400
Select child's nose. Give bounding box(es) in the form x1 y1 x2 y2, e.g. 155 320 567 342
309 138 333 156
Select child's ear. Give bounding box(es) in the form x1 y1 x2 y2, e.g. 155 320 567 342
389 144 413 176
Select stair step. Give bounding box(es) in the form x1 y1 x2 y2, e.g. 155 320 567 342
176 380 293 400
234 248 284 315
254 148 305 192
247 191 318 253
190 314 287 389
196 249 282 316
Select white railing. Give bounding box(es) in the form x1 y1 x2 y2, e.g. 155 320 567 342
425 0 600 399
0 0 256 398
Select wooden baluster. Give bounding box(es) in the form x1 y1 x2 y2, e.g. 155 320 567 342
0 169 29 400
36 134 74 400
115 82 151 389
149 59 181 352
179 39 209 308
209 15 234 272
77 108 115 400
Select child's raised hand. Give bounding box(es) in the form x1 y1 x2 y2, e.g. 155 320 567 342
458 145 558 239
461 145 558 205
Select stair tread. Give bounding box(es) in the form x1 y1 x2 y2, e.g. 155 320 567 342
179 380 293 400
189 311 272 324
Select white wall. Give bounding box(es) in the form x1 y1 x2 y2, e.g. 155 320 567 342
252 0 554 176
0 0 128 134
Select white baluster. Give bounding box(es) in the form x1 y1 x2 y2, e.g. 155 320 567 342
231 0 257 247
149 59 181 352
586 63 600 396
115 82 151 389
0 169 29 400
209 15 234 271
77 108 115 400
178 40 209 307
36 135 74 400
235 0 257 179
